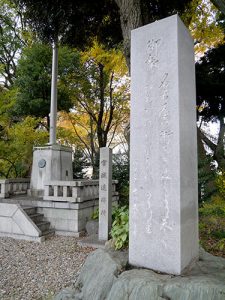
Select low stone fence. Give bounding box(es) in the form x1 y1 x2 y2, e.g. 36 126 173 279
44 180 118 203
0 178 30 198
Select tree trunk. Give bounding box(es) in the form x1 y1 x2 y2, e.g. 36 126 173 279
211 0 225 15
92 150 100 179
114 0 144 69
197 127 216 201
214 116 225 170
97 63 105 147
46 114 50 130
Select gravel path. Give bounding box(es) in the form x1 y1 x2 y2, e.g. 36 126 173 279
0 236 93 300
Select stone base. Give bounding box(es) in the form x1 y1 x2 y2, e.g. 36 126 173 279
78 234 106 249
0 232 44 242
55 230 85 237
54 247 225 300
0 196 100 237
27 189 44 197
30 144 73 195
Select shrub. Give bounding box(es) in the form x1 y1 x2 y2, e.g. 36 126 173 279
73 148 89 179
215 239 225 251
216 172 225 200
112 153 129 206
199 195 225 217
199 195 225 257
110 206 129 250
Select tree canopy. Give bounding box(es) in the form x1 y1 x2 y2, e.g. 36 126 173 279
196 44 225 170
12 0 122 47
14 43 79 127
58 42 129 176
12 0 193 67
182 0 225 54
0 0 25 88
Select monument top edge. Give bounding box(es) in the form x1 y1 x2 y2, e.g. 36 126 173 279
33 144 72 152
131 13 185 34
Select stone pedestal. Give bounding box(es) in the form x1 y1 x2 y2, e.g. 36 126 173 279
29 144 72 196
98 147 112 241
129 15 198 275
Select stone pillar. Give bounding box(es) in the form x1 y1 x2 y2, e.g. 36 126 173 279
129 15 199 275
29 145 73 197
98 147 112 241
49 42 58 145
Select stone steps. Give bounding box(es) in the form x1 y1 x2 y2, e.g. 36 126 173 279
36 221 51 232
42 229 55 238
23 206 54 240
29 213 44 224
23 206 37 215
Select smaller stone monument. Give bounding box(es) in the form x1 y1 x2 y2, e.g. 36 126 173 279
98 147 112 241
29 144 72 196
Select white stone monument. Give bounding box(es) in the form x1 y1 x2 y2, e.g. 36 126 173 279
98 147 112 241
129 15 199 275
29 43 72 196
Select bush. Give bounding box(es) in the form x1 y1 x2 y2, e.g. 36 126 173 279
215 239 225 251
73 148 89 179
199 195 225 257
199 195 225 217
216 172 225 200
90 205 129 250
112 153 129 206
110 206 129 250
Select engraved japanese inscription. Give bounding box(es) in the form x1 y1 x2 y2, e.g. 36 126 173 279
98 147 112 241
129 15 198 275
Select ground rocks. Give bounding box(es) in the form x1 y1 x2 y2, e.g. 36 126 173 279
55 247 225 300
0 236 93 300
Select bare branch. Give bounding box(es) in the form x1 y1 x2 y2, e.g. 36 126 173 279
66 113 92 158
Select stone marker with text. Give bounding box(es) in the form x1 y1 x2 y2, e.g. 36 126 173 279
129 15 199 275
98 147 112 241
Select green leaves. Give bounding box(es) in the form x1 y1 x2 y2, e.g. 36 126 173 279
111 206 129 250
199 195 225 256
91 208 99 220
14 43 79 123
113 153 129 206
0 114 48 178
182 0 224 55
0 0 25 88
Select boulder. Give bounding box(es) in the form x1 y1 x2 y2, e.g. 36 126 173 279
54 248 225 300
107 269 170 300
73 248 128 300
54 288 76 300
85 220 98 236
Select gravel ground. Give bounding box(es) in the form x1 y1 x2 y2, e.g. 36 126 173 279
0 236 93 300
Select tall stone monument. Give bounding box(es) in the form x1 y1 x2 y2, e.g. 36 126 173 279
98 147 112 241
29 43 72 196
129 15 198 275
